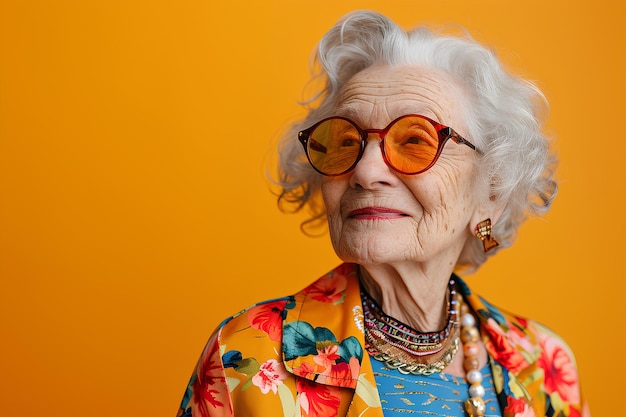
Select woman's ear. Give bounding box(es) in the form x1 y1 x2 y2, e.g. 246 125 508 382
471 202 505 229
468 191 506 236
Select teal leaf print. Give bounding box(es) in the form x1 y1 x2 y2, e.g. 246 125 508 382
283 321 338 360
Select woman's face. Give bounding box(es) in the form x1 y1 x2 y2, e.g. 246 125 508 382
321 65 485 269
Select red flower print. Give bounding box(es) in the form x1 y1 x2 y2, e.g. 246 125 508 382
515 316 528 328
503 397 535 417
316 357 360 388
248 300 287 342
504 397 525 413
192 336 232 417
292 362 320 380
303 271 348 303
483 318 529 373
297 378 341 417
313 345 340 368
505 322 534 353
537 333 580 405
252 359 288 394
568 407 581 417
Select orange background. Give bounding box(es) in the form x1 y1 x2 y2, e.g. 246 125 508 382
1 1 623 415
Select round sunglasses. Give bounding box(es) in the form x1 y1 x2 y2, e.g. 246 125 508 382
298 114 478 176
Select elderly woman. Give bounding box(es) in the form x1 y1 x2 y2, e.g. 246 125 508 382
177 11 588 417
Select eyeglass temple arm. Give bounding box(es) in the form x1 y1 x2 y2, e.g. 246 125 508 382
441 127 482 155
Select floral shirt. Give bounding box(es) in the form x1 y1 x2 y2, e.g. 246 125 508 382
177 263 587 417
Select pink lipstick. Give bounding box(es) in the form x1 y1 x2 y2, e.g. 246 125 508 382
348 207 408 220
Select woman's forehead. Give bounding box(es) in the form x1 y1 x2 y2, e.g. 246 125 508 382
334 65 466 126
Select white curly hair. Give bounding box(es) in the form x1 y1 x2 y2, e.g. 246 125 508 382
275 10 557 270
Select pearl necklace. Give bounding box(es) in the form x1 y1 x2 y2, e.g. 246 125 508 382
460 294 486 417
361 278 486 416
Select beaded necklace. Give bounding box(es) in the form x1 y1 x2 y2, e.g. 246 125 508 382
361 278 486 416
361 279 459 375
459 294 486 417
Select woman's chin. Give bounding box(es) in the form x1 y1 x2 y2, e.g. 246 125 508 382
332 236 417 266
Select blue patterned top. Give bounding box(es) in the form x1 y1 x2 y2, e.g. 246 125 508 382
370 359 502 416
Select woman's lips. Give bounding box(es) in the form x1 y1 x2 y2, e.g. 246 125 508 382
348 207 408 220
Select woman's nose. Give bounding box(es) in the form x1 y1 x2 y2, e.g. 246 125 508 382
349 138 400 189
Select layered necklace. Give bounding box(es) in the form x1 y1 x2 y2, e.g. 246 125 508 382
361 278 486 417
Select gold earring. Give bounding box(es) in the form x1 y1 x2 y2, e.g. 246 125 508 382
475 219 499 253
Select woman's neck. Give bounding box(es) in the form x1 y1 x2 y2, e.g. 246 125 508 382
358 262 454 332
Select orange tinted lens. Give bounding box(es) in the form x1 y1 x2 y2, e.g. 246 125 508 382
384 116 439 173
308 119 361 174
